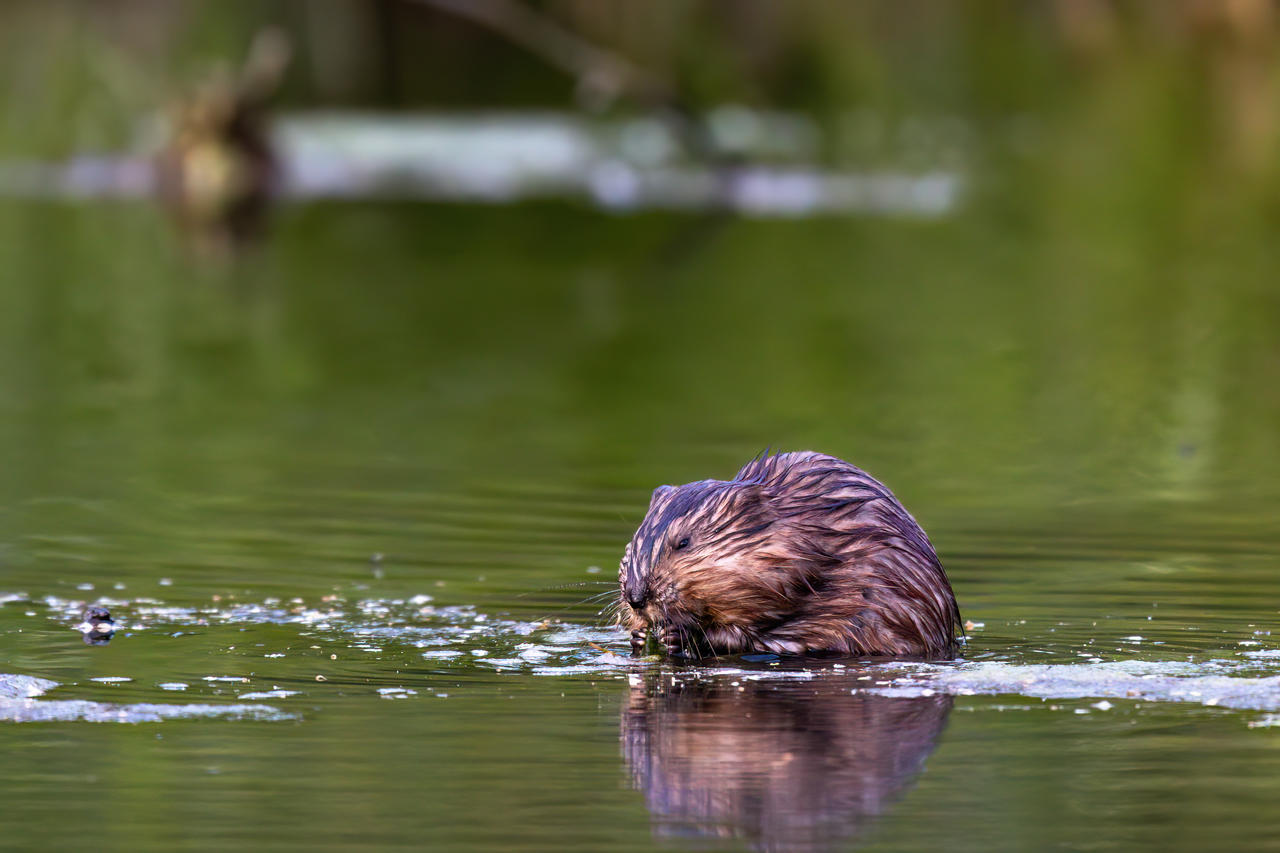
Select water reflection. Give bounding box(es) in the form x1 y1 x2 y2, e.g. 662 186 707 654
622 670 952 851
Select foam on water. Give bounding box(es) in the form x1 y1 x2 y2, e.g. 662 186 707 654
0 673 294 723
865 659 1280 711
239 690 300 700
36 591 629 677
14 589 1280 719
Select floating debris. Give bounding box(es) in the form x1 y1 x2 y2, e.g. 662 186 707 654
77 606 116 646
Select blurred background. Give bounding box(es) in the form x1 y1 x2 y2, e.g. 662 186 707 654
3 1 1278 525
4 3 1280 851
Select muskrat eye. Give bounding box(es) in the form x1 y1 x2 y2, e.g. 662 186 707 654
673 537 690 551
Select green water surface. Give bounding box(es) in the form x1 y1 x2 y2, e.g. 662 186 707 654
2 194 1280 852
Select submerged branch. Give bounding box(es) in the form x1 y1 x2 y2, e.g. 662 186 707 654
406 0 670 110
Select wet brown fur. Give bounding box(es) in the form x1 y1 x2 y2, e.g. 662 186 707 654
619 451 961 658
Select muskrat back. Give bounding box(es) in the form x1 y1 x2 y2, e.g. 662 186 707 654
619 451 961 658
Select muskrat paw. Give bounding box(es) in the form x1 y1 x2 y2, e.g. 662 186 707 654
629 629 648 654
658 625 691 657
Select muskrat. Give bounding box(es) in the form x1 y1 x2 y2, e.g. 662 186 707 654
620 451 961 658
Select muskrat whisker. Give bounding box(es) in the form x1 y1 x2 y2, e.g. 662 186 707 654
577 590 622 605
512 590 628 627
508 584 622 614
517 582 614 597
547 590 625 614
694 622 722 661
595 596 633 630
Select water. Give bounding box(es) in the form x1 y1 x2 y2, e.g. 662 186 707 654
2 192 1280 852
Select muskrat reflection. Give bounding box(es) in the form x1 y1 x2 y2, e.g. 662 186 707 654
622 673 952 852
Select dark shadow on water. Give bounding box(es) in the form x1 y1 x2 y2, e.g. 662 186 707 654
621 670 953 852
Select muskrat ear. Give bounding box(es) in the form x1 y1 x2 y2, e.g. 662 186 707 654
732 483 775 516
648 485 674 511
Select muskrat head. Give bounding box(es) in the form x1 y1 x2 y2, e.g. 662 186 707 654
620 479 783 656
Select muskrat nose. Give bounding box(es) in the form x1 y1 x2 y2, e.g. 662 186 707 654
626 590 649 610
